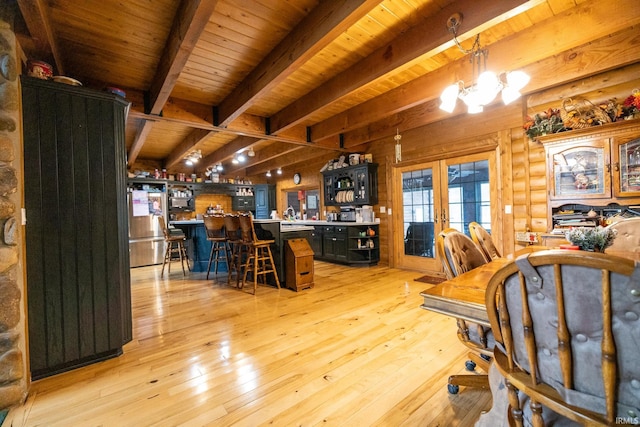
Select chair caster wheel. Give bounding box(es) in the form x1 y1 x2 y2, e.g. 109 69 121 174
465 360 476 371
447 384 459 394
480 354 491 362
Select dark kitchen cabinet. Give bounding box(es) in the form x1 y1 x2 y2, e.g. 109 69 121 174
22 76 132 380
310 226 323 256
322 163 378 206
321 225 348 262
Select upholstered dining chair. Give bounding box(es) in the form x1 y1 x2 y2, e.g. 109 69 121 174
469 221 502 262
485 249 640 426
435 228 494 393
605 217 640 260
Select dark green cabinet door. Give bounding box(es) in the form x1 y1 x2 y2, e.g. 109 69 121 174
22 76 131 380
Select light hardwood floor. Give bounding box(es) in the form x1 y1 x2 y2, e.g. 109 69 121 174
6 261 491 426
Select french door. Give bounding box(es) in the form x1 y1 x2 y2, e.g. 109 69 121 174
392 151 496 272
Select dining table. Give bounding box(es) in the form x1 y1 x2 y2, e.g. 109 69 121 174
419 247 549 427
419 257 511 326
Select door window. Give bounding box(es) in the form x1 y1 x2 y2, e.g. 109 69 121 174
393 153 494 272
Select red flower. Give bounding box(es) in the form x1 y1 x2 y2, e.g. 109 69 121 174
623 91 640 110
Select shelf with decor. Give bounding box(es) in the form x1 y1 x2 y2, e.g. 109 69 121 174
322 162 378 206
538 118 640 232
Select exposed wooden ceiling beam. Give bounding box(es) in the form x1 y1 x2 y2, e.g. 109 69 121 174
200 135 259 169
224 144 306 176
147 0 218 115
245 146 333 176
340 24 640 148
17 0 64 73
127 120 157 167
215 0 380 127
268 0 535 135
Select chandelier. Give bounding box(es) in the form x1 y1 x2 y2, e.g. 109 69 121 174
439 14 529 114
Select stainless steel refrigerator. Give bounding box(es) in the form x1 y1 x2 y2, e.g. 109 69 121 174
128 190 167 267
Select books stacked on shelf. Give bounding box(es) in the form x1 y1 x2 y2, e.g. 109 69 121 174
552 212 600 234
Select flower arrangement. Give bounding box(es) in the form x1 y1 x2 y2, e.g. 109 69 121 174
565 226 617 252
523 108 566 139
524 90 640 140
622 89 640 119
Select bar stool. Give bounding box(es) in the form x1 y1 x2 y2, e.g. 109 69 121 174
158 216 190 277
238 214 280 294
223 214 245 287
203 215 229 279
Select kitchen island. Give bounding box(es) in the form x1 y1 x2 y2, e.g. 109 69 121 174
169 218 379 276
169 219 315 282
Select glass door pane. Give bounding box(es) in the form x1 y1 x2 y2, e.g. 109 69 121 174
393 151 495 273
445 160 490 235
402 168 435 258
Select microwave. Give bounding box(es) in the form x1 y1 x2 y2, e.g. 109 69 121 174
169 196 194 211
339 209 356 222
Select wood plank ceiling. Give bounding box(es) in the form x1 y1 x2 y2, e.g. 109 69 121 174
11 0 640 177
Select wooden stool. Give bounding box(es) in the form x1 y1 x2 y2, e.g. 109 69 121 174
158 216 190 276
203 215 229 279
238 214 280 294
223 215 245 287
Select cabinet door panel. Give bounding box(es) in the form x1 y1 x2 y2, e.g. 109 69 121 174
613 136 640 197
22 76 131 379
548 140 611 200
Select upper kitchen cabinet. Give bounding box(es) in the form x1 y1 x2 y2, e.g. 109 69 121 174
540 120 640 207
22 76 132 380
323 163 378 206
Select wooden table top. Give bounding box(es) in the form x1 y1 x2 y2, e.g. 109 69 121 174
419 246 639 326
419 258 512 327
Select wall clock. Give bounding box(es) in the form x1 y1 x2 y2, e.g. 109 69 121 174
293 173 301 185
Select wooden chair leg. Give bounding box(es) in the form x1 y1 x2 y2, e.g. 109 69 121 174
206 241 215 280
468 352 491 372
161 242 170 277
266 246 280 289
448 374 489 388
178 242 186 276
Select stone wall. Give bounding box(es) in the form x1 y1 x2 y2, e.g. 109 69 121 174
0 17 27 411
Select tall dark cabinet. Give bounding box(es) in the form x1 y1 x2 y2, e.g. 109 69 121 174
254 184 275 218
21 76 132 380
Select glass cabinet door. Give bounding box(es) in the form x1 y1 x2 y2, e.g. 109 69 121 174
548 139 611 200
614 136 640 197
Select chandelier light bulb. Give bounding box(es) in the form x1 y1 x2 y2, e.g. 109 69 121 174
439 83 459 113
467 104 483 114
506 70 530 91
476 71 501 105
266 170 271 177
277 168 282 175
501 86 521 105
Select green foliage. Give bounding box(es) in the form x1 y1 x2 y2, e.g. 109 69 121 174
565 226 617 252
